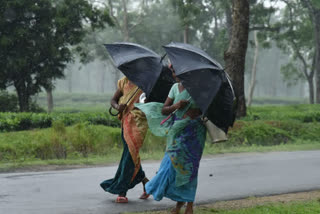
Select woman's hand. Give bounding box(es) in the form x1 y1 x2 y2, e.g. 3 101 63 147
117 104 127 113
174 100 189 110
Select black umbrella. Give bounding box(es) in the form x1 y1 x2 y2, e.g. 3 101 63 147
163 42 236 133
147 65 175 103
105 42 163 98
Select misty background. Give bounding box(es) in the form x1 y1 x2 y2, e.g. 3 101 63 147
51 0 308 101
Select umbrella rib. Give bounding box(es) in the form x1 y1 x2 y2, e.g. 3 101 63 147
111 42 160 57
116 55 160 66
164 46 223 70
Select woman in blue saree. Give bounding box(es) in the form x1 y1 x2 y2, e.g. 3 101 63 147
136 67 206 214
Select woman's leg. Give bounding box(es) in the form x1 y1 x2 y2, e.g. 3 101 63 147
139 177 150 199
171 201 185 214
142 177 149 191
100 130 144 200
184 202 193 214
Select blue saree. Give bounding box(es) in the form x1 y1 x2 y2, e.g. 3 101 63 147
135 83 206 202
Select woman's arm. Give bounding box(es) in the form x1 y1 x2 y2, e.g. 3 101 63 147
110 89 126 113
161 97 189 115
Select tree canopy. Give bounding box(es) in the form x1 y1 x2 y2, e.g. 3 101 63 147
0 0 113 111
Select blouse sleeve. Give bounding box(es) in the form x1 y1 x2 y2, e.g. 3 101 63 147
168 83 177 99
117 77 126 93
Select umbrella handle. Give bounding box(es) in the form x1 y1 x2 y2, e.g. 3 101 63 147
160 97 192 125
160 114 172 125
109 106 120 116
108 88 140 117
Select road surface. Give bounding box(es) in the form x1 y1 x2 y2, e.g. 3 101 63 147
1 150 320 214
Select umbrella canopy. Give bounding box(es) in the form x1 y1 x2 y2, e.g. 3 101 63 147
105 42 162 97
147 65 175 103
163 42 236 133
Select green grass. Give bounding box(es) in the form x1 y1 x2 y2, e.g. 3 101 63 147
125 199 320 214
211 200 320 214
1 104 320 172
34 92 112 112
252 96 309 105
204 140 320 154
1 122 319 172
245 104 320 122
34 93 311 113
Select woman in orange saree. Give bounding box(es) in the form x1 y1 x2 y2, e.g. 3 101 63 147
100 76 149 203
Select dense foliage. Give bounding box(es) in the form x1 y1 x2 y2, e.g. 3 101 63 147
0 0 113 111
0 112 119 132
0 105 320 164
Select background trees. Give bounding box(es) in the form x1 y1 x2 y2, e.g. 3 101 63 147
273 0 315 103
0 0 318 115
0 0 113 111
300 0 320 103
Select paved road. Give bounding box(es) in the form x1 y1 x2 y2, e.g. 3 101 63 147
1 151 320 214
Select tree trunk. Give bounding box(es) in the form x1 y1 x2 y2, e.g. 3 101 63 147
247 31 259 107
100 68 105 93
225 3 233 40
46 88 53 113
87 70 91 92
224 0 250 117
15 82 30 112
67 68 72 93
301 0 320 103
314 11 320 103
184 25 189 43
271 49 281 97
307 76 315 104
122 0 129 41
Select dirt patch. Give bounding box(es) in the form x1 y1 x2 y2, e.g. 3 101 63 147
201 190 320 210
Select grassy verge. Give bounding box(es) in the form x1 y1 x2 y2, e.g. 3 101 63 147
1 142 319 173
125 191 320 214
1 104 320 172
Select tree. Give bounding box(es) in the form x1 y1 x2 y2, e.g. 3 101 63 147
0 0 113 111
274 1 315 103
247 31 259 107
170 0 201 43
78 0 182 91
224 0 250 117
199 0 278 114
79 0 149 89
300 0 320 103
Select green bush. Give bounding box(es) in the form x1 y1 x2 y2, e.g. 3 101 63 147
0 123 122 162
69 123 96 158
252 97 308 105
1 104 320 164
0 112 120 132
228 121 291 146
245 105 320 122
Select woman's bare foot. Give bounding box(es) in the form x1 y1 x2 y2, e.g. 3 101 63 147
184 202 193 214
171 202 185 214
116 192 128 203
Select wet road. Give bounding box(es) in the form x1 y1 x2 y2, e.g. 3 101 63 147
1 150 320 214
